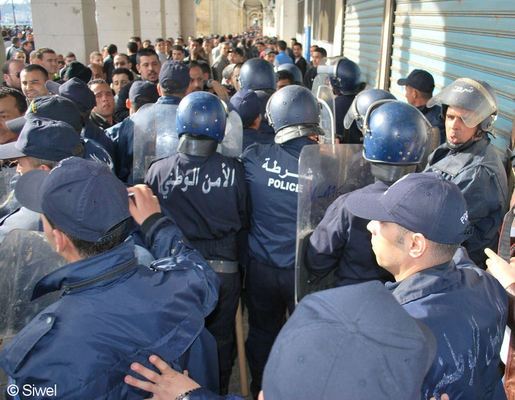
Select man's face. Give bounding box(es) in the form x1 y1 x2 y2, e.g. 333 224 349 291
293 44 302 58
20 69 50 101
171 49 184 61
114 55 131 69
445 106 479 146
65 55 76 66
40 52 58 74
190 41 201 55
186 66 204 94
89 64 105 80
221 43 231 57
13 52 26 63
91 54 104 66
366 220 407 274
26 33 34 42
137 55 161 83
231 66 241 91
264 52 275 64
22 42 33 52
4 61 24 89
111 73 130 95
90 82 115 119
142 40 151 48
203 40 212 54
0 95 23 121
156 41 166 54
228 51 244 64
312 51 324 67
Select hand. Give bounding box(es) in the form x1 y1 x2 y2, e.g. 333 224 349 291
127 185 161 226
124 355 200 400
430 395 450 400
485 248 515 288
209 80 230 102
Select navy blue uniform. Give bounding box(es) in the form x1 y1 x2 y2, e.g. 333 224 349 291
0 217 220 399
418 104 445 144
425 136 508 267
241 136 317 396
242 127 274 151
387 248 507 399
306 181 394 286
145 151 247 394
82 120 116 160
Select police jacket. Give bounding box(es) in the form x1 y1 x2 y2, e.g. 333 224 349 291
241 136 317 268
306 181 394 285
82 120 116 160
425 136 508 267
0 219 220 399
145 151 247 262
386 248 507 400
243 127 274 151
106 116 135 183
335 94 361 144
82 138 115 172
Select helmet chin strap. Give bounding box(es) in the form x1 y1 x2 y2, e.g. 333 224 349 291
446 130 484 152
274 124 324 144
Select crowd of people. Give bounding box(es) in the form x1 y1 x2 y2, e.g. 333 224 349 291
0 26 514 400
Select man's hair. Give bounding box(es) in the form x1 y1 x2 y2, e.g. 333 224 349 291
34 47 56 60
293 42 303 49
136 48 158 65
277 40 287 51
107 44 118 56
21 40 31 48
314 47 327 58
395 224 460 261
26 157 60 170
0 87 28 114
171 45 185 53
2 59 24 74
112 68 134 81
276 70 294 84
130 36 141 42
22 63 49 79
65 51 76 58
11 37 20 45
115 53 130 62
88 78 109 88
89 51 102 59
155 38 165 43
127 41 138 54
45 215 128 258
191 60 211 79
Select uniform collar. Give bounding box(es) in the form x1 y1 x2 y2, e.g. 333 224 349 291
385 260 459 305
157 95 182 105
31 238 137 300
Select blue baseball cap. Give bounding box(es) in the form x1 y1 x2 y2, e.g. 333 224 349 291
59 77 96 113
129 80 159 108
159 61 190 92
263 281 436 400
229 89 261 127
346 172 470 245
0 118 83 161
26 95 82 132
15 157 130 242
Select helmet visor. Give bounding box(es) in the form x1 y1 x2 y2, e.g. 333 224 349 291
427 78 497 128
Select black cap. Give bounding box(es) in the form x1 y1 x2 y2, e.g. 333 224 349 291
397 69 435 94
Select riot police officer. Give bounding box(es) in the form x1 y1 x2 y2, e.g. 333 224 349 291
424 78 508 267
241 85 321 398
237 58 276 147
145 91 247 395
306 100 430 288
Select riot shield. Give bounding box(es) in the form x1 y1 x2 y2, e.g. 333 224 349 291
295 144 374 304
315 85 335 144
133 103 179 184
311 73 331 96
0 230 65 355
217 110 243 158
0 166 18 218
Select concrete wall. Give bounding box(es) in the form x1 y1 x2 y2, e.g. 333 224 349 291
31 0 99 64
96 0 139 53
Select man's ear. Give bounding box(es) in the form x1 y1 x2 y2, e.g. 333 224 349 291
157 83 163 97
408 232 427 259
52 228 71 254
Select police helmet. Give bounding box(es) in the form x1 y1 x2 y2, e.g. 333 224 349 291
318 57 361 92
363 100 429 164
427 78 497 131
265 85 320 133
239 58 277 91
277 63 303 85
344 89 396 131
176 91 227 143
